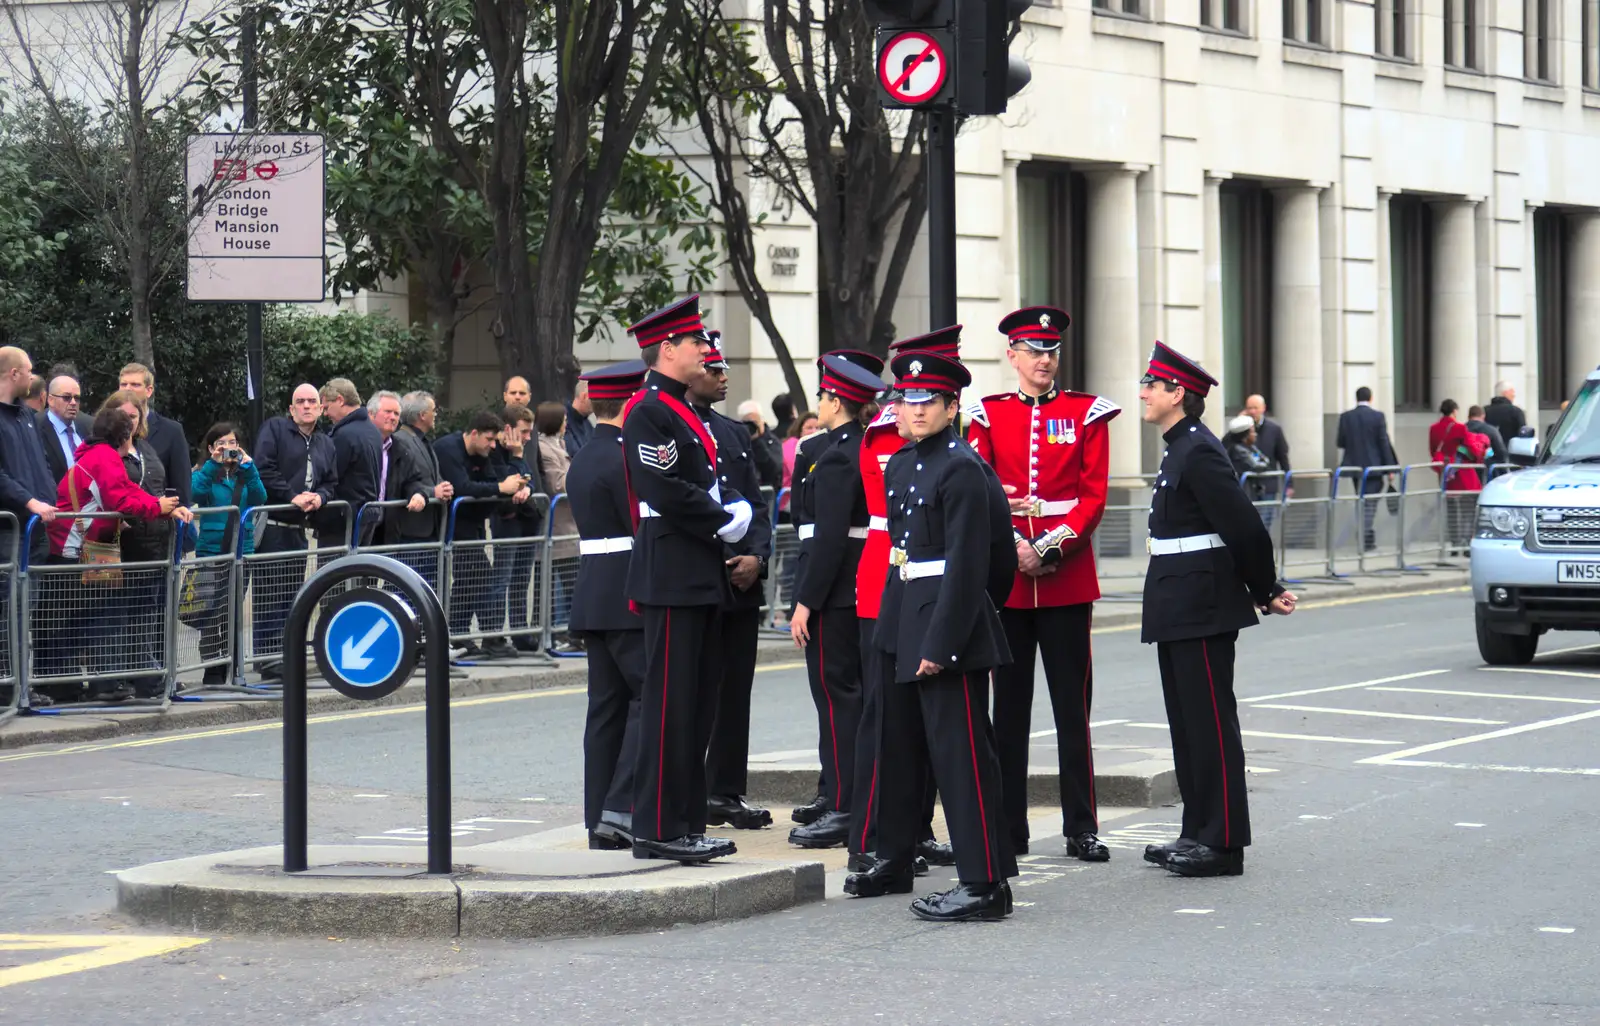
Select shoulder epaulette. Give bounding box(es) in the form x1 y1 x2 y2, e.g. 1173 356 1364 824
961 394 989 428
1084 395 1121 425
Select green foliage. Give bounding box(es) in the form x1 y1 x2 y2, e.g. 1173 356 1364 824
263 308 440 405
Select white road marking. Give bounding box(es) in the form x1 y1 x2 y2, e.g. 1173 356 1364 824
99 796 129 801
231 793 264 798
355 836 425 842
1359 707 1600 765
1243 669 1449 704
1483 666 1600 682
519 797 549 802
1351 917 1392 923
1174 908 1214 915
1244 766 1280 774
1031 719 1128 738
1369 686 1600 705
1255 703 1506 725
1125 723 1402 745
1539 927 1575 934
1455 822 1484 827
1299 814 1333 820
1536 642 1600 657
457 817 544 825
1383 760 1600 776
353 793 389 798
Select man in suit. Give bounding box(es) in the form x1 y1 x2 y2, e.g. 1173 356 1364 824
386 391 454 587
321 378 384 546
40 372 93 484
368 389 431 532
1335 386 1399 551
119 363 191 506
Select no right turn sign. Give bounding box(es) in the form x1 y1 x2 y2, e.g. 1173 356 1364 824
877 29 951 108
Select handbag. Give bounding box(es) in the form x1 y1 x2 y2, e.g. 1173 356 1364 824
66 465 124 588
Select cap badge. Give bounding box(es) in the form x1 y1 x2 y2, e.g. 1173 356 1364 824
1039 313 1051 327
909 359 923 377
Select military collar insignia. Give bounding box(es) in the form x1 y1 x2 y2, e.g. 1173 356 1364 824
1017 387 1058 406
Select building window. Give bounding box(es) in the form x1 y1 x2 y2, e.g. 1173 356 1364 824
1535 209 1570 408
1283 0 1326 45
1376 0 1412 59
1585 0 1600 87
1390 197 1433 412
1018 164 1088 391
1446 0 1481 70
1202 0 1245 32
1526 0 1555 81
1220 182 1274 414
1092 0 1148 17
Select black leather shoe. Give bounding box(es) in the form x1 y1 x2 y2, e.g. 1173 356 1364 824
1067 833 1110 862
589 830 629 851
789 810 850 848
480 638 518 659
512 636 540 653
1002 880 1014 915
1143 837 1199 866
791 793 828 825
707 794 773 830
1164 844 1244 877
844 858 915 897
848 851 930 877
916 839 957 866
594 809 634 847
632 835 736 863
910 882 1009 922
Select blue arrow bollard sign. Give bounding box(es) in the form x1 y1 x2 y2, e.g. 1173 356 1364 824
312 587 421 700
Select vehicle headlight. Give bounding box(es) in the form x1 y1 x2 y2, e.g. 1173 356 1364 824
1477 506 1530 539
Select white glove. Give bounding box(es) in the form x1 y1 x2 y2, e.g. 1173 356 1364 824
717 499 753 544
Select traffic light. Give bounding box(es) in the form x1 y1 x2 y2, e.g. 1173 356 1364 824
869 0 1034 116
955 0 1033 116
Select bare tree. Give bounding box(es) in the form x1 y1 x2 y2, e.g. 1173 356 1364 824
0 0 226 372
674 0 929 411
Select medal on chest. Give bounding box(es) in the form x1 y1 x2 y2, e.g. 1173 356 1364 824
1045 418 1076 445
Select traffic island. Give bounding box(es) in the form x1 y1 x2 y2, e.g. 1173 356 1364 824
116 844 826 939
746 744 1180 809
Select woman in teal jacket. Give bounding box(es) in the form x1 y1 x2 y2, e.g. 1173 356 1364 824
189 422 267 687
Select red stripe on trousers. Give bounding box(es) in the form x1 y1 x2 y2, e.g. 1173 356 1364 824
962 674 995 881
858 760 877 850
1201 639 1230 848
1082 638 1097 830
818 612 842 807
657 609 671 838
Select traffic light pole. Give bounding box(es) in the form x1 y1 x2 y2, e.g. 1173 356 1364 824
927 107 958 330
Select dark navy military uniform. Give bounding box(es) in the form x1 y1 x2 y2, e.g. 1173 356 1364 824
700 404 773 803
622 369 742 843
1143 414 1283 855
567 420 643 835
873 424 1018 886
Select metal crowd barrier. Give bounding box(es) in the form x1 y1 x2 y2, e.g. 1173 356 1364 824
0 514 21 724
1328 465 1406 577
1438 463 1488 564
173 506 246 695
20 510 177 715
237 501 353 679
1239 470 1287 564
444 494 551 655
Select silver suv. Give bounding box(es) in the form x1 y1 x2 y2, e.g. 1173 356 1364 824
1473 369 1600 664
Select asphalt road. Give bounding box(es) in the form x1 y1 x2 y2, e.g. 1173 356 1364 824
4 585 1600 1024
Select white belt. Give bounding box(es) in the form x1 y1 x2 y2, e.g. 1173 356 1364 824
580 536 633 555
868 515 888 532
899 559 945 581
1147 533 1225 556
1017 497 1079 518
797 524 869 541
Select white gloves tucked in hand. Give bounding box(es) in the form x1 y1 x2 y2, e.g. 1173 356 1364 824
717 499 753 543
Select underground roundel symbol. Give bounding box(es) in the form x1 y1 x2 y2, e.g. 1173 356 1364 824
878 30 948 106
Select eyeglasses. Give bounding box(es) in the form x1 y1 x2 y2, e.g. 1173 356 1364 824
49 393 81 403
292 398 320 406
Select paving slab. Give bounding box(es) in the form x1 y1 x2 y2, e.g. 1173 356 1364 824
115 843 824 939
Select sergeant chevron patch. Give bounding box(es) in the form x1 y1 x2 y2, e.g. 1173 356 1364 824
638 440 678 470
1084 395 1121 424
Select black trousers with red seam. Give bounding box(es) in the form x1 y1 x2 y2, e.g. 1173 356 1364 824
705 607 762 797
992 603 1099 846
580 629 645 831
877 667 1017 885
849 620 936 856
632 603 725 842
803 608 862 814
1157 631 1251 850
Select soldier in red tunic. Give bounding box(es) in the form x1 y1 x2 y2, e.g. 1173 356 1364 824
968 305 1120 861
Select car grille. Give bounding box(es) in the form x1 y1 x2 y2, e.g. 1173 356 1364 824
1532 507 1600 549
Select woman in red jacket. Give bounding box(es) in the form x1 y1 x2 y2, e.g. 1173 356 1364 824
48 407 191 702
1428 399 1482 492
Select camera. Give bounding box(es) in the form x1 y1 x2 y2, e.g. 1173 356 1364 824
222 448 242 462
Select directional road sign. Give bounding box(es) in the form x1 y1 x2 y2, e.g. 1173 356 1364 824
185 132 325 302
312 588 420 701
877 29 950 107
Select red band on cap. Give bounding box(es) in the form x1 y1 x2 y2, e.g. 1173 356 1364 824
1148 358 1211 396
